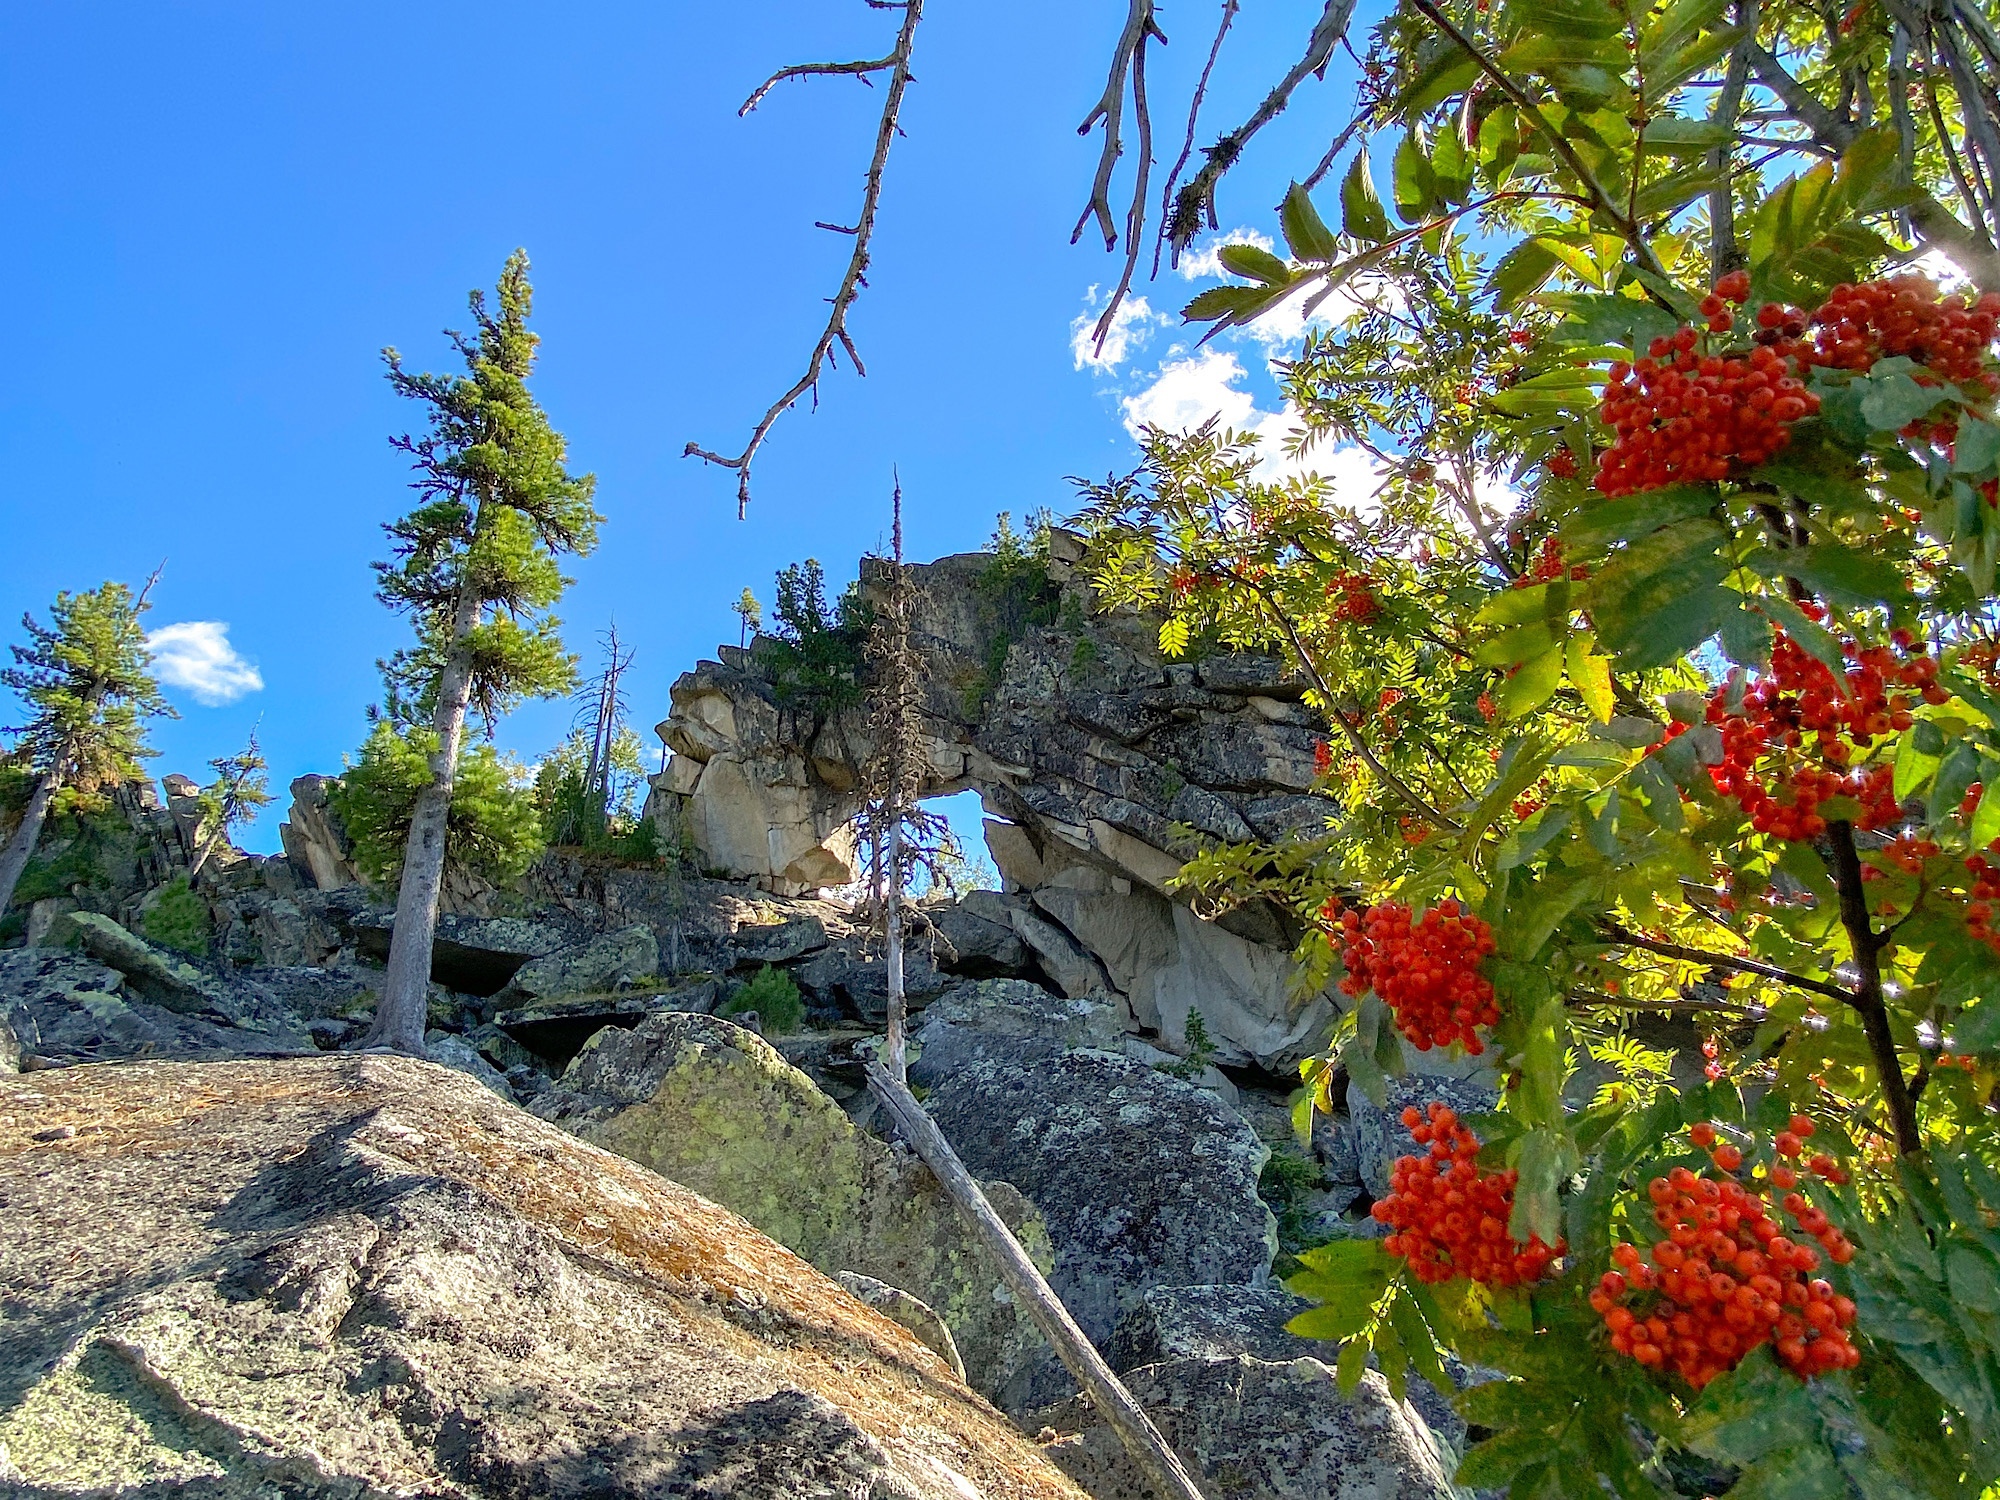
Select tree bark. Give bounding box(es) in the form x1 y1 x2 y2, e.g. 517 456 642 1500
864 1062 1209 1500
885 820 907 1083
367 588 483 1056
1825 821 1924 1156
0 772 59 917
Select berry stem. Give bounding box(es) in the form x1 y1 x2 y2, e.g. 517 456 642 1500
1825 820 1924 1157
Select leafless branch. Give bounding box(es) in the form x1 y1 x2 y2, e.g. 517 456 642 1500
1166 0 1358 256
740 52 898 117
1088 11 1164 357
684 0 925 517
1153 0 1238 278
1074 1 1163 255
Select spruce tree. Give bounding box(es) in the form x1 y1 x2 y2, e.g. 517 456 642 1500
0 577 174 914
365 251 600 1055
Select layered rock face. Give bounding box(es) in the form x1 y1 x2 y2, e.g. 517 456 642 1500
0 1055 1088 1500
646 537 1340 1071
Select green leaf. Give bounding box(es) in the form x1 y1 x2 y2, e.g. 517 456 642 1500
1859 368 1946 432
1432 116 1473 203
1216 243 1292 286
1745 544 1909 607
1279 181 1340 262
1501 648 1567 720
1761 596 1845 676
1475 619 1561 667
1565 636 1614 722
1341 147 1390 243
1488 237 1561 311
1955 413 2000 474
1894 731 1942 801
1182 283 1285 326
1563 484 1717 551
1157 616 1191 658
1719 602 1773 667
1972 780 2000 850
1507 1127 1574 1245
1392 129 1439 225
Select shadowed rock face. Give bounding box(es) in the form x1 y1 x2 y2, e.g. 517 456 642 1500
0 1055 1086 1500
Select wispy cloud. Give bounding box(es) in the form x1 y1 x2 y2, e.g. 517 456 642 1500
147 621 263 706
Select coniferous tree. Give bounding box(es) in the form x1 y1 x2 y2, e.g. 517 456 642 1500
0 577 174 914
365 251 600 1055
733 588 761 648
186 730 272 882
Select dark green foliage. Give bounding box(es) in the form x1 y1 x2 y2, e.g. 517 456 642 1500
1258 1144 1329 1270
754 559 867 719
328 722 544 888
371 251 601 734
143 876 211 957
533 726 661 864
720 963 804 1034
4 581 173 791
11 805 128 904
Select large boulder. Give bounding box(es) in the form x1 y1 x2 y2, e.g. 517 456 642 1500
352 910 582 996
1108 1283 1320 1370
492 922 659 1006
494 976 721 1068
922 1047 1277 1404
530 1012 1054 1415
0 1055 1088 1500
1036 1356 1456 1500
908 979 1129 1087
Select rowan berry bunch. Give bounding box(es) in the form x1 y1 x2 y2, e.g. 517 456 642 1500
1592 1118 1857 1390
1962 852 2000 955
1327 571 1381 623
1702 624 1940 840
1514 535 1588 586
1807 274 2000 394
1331 899 1500 1052
1372 1103 1564 1285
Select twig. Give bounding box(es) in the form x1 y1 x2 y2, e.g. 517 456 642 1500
1597 921 1852 1004
1074 0 1163 252
1707 0 1760 272
1154 0 1238 276
1824 822 1923 1157
865 1061 1210 1500
1167 0 1358 256
683 0 925 517
1090 10 1163 357
1569 987 1768 1021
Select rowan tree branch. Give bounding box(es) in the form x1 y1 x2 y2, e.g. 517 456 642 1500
684 0 924 517
1597 920 1852 1004
1153 0 1238 279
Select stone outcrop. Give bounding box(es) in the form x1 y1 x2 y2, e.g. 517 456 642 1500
643 538 1341 1069
923 1043 1278 1406
0 1055 1087 1499
492 921 660 1005
1036 1357 1456 1500
529 1012 1055 1414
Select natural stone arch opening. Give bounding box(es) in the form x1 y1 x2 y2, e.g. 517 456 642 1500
643 537 1344 1073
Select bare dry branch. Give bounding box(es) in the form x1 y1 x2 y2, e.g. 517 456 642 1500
1166 0 1357 256
1154 0 1238 277
1073 0 1164 255
741 53 897 117
685 0 925 517
1089 14 1162 357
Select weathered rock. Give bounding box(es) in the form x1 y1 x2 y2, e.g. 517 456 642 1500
231 964 378 1021
0 948 309 1069
425 1030 515 1099
0 1014 17 1074
65 911 233 1017
835 1272 967 1383
795 941 949 1025
1004 903 1114 1000
908 979 1129 1087
493 977 720 1067
23 897 77 948
276 771 360 890
1348 1070 1501 1199
493 922 659 1006
928 899 1032 976
1107 1284 1320 1370
530 1012 1054 1414
0 1055 1086 1500
1036 1356 1455 1500
353 910 580 996
729 913 828 966
923 1047 1277 1403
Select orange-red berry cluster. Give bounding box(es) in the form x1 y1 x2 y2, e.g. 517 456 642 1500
1328 571 1381 624
1964 851 2000 955
1595 272 2000 497
1514 536 1589 587
1372 1103 1563 1286
1594 1118 1856 1389
1331 899 1500 1053
1809 274 2000 393
1703 625 1939 841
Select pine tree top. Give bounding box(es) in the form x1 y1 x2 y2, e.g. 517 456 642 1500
3 580 174 791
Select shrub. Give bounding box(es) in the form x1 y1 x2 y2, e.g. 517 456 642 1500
328 722 544 889
719 964 804 1034
143 876 210 957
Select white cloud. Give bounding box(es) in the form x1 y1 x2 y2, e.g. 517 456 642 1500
147 621 263 706
1071 289 1166 371
1120 348 1258 435
1175 228 1277 281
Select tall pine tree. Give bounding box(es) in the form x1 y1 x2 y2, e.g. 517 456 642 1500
365 251 599 1055
0 577 174 914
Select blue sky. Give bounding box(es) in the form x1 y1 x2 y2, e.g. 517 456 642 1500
0 2 1376 854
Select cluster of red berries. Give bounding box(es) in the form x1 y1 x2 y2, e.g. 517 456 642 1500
1327 571 1381 624
1514 535 1588 586
1809 274 2000 393
1331 899 1500 1052
1593 1118 1857 1389
1702 625 1940 841
1545 447 1579 479
1964 851 2000 955
1313 739 1334 777
1595 271 2000 497
1372 1103 1564 1285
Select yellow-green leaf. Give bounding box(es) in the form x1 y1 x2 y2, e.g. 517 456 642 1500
1564 635 1615 722
1158 617 1191 658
